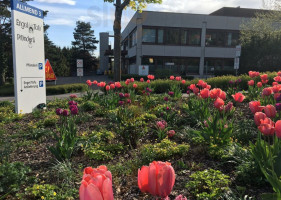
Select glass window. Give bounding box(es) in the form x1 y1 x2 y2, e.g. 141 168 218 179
181 30 188 45
205 30 225 46
129 34 133 48
142 28 156 43
158 29 164 44
132 31 137 46
189 30 201 45
225 32 239 46
165 28 180 45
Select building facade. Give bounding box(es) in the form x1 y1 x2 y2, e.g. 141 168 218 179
100 7 268 77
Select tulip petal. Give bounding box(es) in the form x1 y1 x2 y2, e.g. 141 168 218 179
85 183 103 200
79 180 87 200
102 178 114 200
148 162 157 196
138 166 149 193
157 165 175 198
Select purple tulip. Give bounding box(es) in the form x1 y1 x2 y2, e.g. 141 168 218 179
70 105 78 115
164 96 169 101
119 93 124 98
118 101 124 106
168 91 174 96
68 100 77 106
62 109 69 116
56 108 63 115
277 94 281 102
276 103 281 111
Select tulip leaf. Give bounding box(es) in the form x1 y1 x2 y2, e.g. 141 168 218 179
260 193 281 200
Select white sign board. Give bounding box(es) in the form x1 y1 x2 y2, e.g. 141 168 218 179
77 59 83 68
138 65 149 76
235 45 241 57
11 0 45 114
77 68 83 77
234 57 240 69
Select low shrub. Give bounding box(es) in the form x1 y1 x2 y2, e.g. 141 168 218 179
0 162 31 194
140 139 190 164
186 169 230 200
81 100 99 111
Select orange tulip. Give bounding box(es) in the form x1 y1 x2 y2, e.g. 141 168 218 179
138 161 175 198
264 105 277 118
232 93 245 103
79 166 114 200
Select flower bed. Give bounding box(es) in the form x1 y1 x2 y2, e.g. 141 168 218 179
2 71 281 199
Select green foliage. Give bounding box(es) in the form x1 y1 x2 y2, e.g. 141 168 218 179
0 162 31 194
110 106 147 149
48 116 78 161
140 139 190 164
186 169 230 200
250 133 281 196
0 100 13 108
43 115 58 127
232 117 257 145
17 183 78 200
80 130 124 161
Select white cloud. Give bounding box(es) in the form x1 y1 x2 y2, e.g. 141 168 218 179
146 0 263 14
46 18 75 26
36 0 76 6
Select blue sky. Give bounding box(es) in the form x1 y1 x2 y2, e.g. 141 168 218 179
28 0 263 56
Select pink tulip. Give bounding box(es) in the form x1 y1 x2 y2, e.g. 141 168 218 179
79 166 114 200
138 161 175 198
264 105 277 118
254 112 267 126
248 80 254 86
140 78 144 82
257 82 262 88
133 84 138 88
170 76 175 80
249 101 264 114
258 118 275 136
181 80 186 84
232 93 245 103
275 120 281 138
200 88 209 99
167 130 175 138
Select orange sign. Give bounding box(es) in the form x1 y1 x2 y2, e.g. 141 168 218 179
45 59 57 81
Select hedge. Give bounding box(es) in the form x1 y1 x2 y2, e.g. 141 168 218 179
0 83 88 97
108 74 194 81
122 71 278 94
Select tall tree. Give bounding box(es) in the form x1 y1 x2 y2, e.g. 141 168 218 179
72 21 98 74
104 0 162 81
72 21 98 53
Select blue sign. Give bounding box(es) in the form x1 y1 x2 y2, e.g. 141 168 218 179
11 0 44 19
39 81 43 87
38 63 43 70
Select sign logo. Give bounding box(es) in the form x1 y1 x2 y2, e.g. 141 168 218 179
39 80 43 87
38 63 43 70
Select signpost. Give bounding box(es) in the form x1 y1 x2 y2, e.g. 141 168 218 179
77 59 83 78
234 45 241 76
138 65 149 76
11 0 45 114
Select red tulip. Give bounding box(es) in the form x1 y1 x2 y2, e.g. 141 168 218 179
138 161 175 198
249 71 260 78
99 82 106 87
274 76 281 82
275 120 281 138
175 76 181 81
86 80 92 86
140 78 144 82
232 93 245 103
110 84 115 89
248 80 254 86
105 85 110 91
192 87 199 95
167 130 175 138
254 112 267 126
272 85 280 93
79 166 114 200
273 82 278 86
200 88 210 99
147 80 150 83
175 195 188 200
264 105 277 118
249 101 264 114
114 82 122 88
92 80 98 85
189 84 196 91
170 76 175 80
257 82 262 88
260 74 268 80
210 88 222 99
206 84 211 89
181 80 186 84
133 84 138 88
262 87 272 96
130 78 134 82
258 118 275 136
262 79 268 84
214 97 224 109
278 72 281 76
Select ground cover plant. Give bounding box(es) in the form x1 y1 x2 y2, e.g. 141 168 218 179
2 71 281 199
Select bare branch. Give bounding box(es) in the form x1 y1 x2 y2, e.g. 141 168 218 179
120 0 130 10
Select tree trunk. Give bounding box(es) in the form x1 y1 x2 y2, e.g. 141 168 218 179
113 6 122 82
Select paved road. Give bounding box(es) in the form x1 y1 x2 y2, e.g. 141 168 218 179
0 75 111 102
